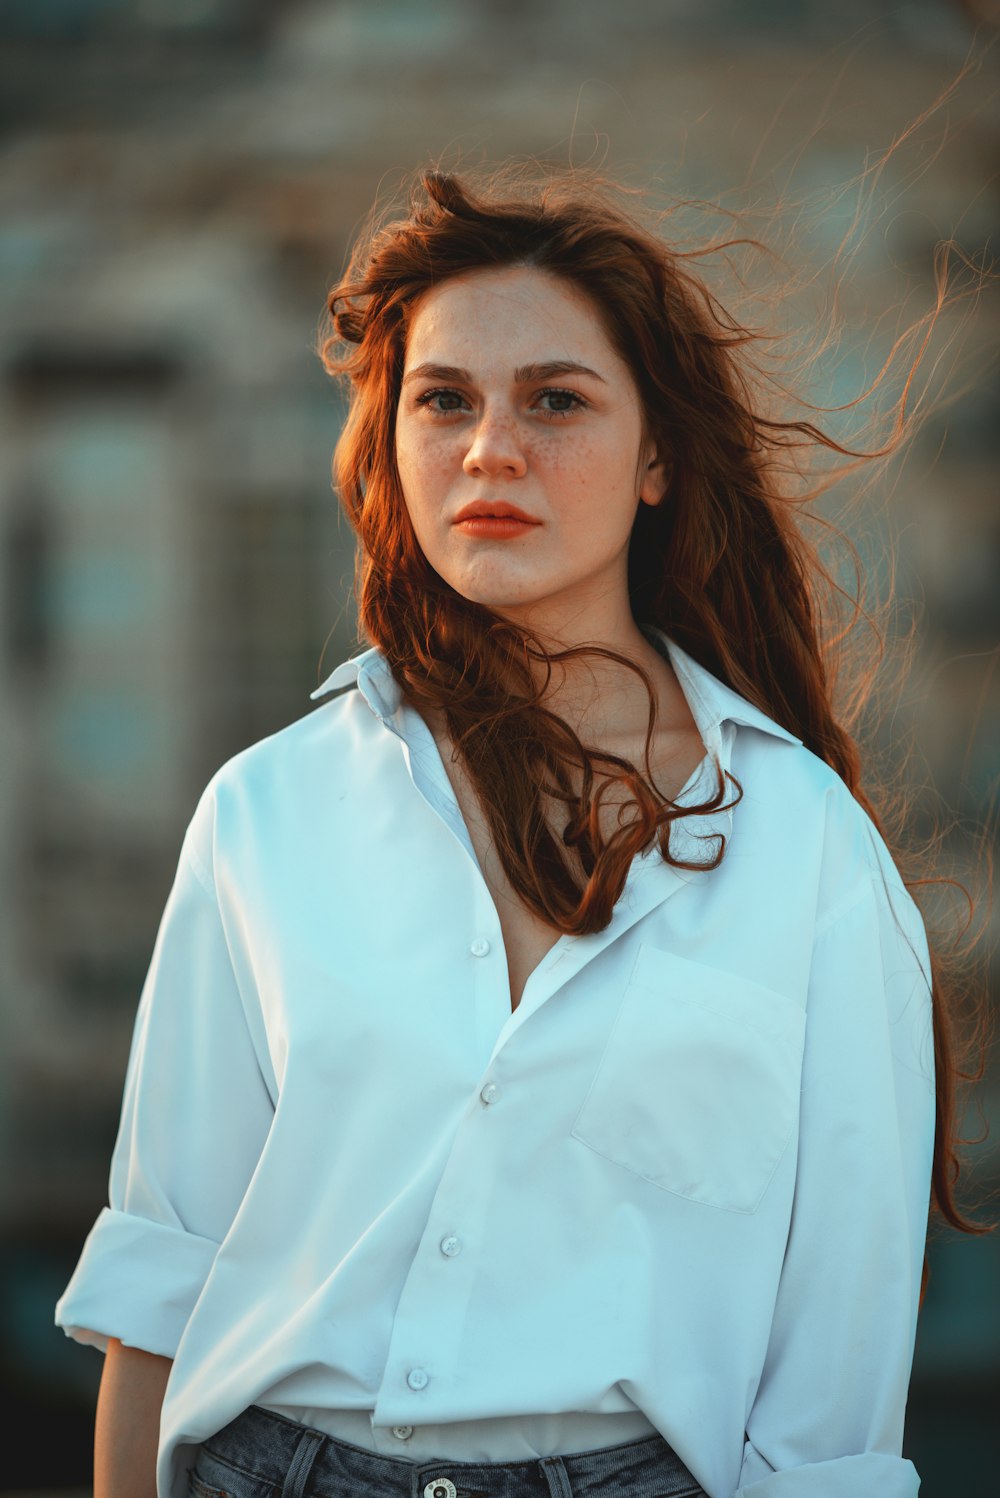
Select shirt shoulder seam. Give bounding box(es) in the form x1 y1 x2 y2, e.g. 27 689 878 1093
812 882 873 941
181 834 215 898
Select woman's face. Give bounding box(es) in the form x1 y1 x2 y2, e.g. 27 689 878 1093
394 264 667 637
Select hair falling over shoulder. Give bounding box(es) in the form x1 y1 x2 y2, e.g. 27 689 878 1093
316 139 995 1284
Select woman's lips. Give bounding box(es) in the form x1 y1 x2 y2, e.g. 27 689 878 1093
454 517 540 538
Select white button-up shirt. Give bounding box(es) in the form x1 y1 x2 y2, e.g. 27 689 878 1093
54 626 935 1498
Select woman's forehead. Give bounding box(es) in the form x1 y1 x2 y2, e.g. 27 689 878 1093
402 265 620 374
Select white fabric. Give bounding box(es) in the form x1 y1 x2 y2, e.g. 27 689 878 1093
55 626 934 1498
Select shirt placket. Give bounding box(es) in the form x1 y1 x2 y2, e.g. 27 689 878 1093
364 687 735 1440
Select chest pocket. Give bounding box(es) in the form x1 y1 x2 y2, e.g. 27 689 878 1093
570 943 806 1214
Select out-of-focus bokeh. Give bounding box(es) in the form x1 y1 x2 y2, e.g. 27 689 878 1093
1 2 997 1494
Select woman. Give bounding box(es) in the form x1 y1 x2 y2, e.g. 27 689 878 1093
56 166 982 1498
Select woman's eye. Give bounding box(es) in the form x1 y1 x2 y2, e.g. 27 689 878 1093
415 388 468 415
534 388 586 417
412 386 586 419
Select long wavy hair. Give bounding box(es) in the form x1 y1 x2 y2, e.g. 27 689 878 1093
317 163 993 1288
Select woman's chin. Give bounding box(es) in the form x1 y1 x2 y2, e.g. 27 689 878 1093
444 576 557 616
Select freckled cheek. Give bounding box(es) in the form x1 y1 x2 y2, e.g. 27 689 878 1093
531 431 599 474
401 429 462 478
396 432 460 509
533 442 602 506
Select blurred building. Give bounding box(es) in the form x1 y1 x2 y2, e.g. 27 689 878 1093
0 1 996 1493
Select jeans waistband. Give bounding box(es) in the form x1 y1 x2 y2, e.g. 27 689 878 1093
196 1404 706 1498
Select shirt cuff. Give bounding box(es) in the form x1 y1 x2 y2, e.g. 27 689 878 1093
54 1206 220 1359
736 1452 920 1497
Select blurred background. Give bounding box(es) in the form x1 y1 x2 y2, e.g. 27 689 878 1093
0 1 997 1494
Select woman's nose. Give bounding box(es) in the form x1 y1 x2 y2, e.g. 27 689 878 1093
462 407 528 479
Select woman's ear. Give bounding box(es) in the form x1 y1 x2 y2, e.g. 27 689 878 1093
638 447 672 507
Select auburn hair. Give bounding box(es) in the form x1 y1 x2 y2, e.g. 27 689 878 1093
317 164 993 1292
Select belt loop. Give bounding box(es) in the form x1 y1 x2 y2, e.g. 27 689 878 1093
539 1455 573 1498
280 1428 326 1498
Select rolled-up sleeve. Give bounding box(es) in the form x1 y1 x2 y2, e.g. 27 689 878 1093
736 869 936 1497
55 793 274 1358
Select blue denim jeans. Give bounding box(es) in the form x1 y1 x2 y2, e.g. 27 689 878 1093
188 1405 708 1498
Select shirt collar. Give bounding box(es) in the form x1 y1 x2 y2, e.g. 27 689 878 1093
640 625 802 746
310 642 399 723
309 623 801 747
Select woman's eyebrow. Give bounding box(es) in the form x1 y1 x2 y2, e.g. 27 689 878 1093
402 360 608 386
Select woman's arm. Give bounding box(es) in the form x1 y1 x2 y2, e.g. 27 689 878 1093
94 1338 173 1498
56 786 275 1491
736 870 935 1496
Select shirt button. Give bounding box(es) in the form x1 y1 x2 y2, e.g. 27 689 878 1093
470 937 491 957
392 1424 414 1440
440 1234 462 1257
407 1366 430 1391
480 1081 497 1105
